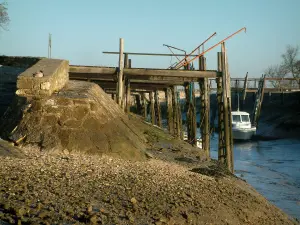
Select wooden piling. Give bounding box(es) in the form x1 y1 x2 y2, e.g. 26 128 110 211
154 90 162 127
199 56 210 155
221 42 233 173
177 91 183 140
125 79 131 113
216 44 233 173
117 38 124 107
141 93 147 119
184 81 197 145
150 91 155 125
135 94 142 115
165 87 174 135
184 82 191 140
172 87 182 139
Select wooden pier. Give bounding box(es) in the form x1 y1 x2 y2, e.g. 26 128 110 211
70 28 300 173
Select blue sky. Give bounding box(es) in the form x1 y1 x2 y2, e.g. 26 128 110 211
1 0 300 78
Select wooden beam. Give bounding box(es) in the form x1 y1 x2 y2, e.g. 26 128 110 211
123 68 219 78
103 51 199 57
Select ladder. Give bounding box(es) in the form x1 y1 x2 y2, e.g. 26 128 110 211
251 75 266 128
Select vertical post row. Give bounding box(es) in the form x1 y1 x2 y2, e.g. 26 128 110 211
199 56 210 156
117 38 124 107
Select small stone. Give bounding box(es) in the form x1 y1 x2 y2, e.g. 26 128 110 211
130 197 137 205
90 215 97 224
87 205 93 214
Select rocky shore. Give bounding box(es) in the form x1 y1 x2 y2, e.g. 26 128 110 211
0 117 298 225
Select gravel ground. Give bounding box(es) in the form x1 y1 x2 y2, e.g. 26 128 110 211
0 146 297 225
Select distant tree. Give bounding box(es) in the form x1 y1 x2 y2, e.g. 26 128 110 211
281 45 300 87
0 1 9 30
264 64 286 88
265 45 300 89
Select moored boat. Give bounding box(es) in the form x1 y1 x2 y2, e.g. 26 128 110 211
231 111 256 140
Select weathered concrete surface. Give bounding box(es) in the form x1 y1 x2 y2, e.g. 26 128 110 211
0 81 147 160
16 58 69 98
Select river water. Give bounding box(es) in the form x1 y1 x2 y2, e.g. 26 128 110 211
209 134 300 220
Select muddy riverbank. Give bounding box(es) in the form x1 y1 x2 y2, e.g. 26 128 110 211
0 115 298 225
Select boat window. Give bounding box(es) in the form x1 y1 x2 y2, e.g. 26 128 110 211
232 115 241 122
241 115 250 122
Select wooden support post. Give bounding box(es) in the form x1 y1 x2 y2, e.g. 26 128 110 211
172 87 182 139
199 56 210 156
221 43 233 173
125 79 131 113
216 74 225 163
177 91 183 140
154 90 162 127
124 53 129 68
135 94 142 115
191 83 197 146
141 93 147 119
184 82 191 141
129 59 132 68
122 53 129 111
217 46 233 172
150 91 155 125
165 87 174 135
117 38 124 107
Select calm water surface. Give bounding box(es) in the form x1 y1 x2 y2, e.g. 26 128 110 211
209 135 300 220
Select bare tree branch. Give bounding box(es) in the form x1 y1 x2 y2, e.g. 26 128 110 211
264 65 286 88
281 45 300 79
0 1 9 30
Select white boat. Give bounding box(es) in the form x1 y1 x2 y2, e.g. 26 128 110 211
231 111 256 140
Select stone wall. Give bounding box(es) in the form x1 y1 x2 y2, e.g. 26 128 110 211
16 58 69 98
